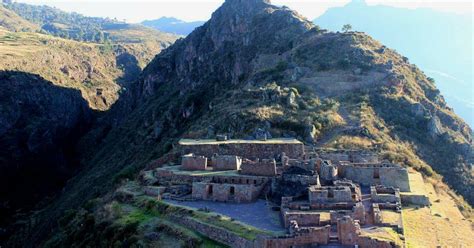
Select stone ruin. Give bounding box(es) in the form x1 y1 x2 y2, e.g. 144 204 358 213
241 158 277 177
182 154 207 170
138 138 428 247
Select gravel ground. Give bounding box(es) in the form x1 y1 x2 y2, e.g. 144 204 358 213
165 199 285 232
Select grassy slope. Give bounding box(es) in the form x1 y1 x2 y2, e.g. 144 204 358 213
0 28 120 110
0 27 177 110
402 176 474 247
0 6 39 32
0 3 178 110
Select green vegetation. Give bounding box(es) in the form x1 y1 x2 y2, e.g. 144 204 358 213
137 197 272 240
46 199 228 248
4 2 177 45
0 6 39 32
5 2 115 43
0 27 175 110
342 24 352 32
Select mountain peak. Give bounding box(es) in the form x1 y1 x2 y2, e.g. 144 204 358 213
224 0 271 5
217 0 272 16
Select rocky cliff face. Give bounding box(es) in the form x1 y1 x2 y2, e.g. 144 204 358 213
6 0 472 246
0 71 93 234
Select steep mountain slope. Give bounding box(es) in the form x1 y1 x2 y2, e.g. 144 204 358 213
0 5 39 32
0 3 178 242
142 17 205 35
0 3 179 110
315 0 473 126
4 2 177 44
0 28 174 110
0 71 93 237
6 0 472 246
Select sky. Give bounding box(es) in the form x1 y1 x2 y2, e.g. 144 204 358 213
16 0 474 23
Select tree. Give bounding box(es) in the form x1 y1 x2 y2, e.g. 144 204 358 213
342 24 352 32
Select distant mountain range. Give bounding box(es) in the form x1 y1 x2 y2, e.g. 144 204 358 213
314 0 473 126
142 17 205 36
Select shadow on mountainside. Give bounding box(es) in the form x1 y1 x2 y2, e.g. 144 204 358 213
0 71 94 242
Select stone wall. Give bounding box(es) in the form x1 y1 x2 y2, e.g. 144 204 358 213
341 163 410 192
357 236 397 248
240 159 277 176
400 193 430 206
380 167 410 192
371 186 401 203
317 149 379 163
320 161 338 182
192 182 263 203
179 139 305 159
263 225 330 247
337 216 361 245
169 215 263 248
334 180 362 202
309 186 353 203
373 204 383 224
214 155 241 170
329 202 366 225
282 210 321 228
182 154 208 170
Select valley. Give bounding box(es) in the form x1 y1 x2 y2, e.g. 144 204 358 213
0 0 472 247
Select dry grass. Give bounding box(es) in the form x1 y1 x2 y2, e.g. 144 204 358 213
360 227 403 246
333 135 374 149
380 211 401 226
0 6 39 32
403 179 474 247
0 28 173 111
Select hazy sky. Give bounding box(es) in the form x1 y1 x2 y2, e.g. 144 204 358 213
17 0 474 23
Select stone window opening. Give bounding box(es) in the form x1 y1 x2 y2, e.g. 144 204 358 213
246 179 250 184
374 168 380 179
230 186 235 196
328 191 334 198
254 179 257 185
207 185 213 196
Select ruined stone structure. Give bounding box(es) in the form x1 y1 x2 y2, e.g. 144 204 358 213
282 211 321 228
182 154 208 170
337 216 361 245
213 155 242 170
264 225 331 247
192 181 263 203
140 142 415 247
309 185 353 204
240 159 277 176
340 162 411 192
316 149 379 164
178 138 305 159
319 160 338 183
371 185 401 204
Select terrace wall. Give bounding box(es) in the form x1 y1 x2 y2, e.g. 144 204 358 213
179 141 304 159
